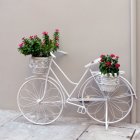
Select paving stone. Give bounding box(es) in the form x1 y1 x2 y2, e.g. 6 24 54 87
112 122 140 130
113 123 140 140
133 131 140 140
0 121 89 140
0 110 20 126
0 110 140 140
15 115 95 125
78 125 135 140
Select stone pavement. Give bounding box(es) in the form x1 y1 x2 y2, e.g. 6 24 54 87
0 110 140 140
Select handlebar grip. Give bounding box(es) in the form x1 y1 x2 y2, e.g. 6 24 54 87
58 50 68 55
50 52 56 58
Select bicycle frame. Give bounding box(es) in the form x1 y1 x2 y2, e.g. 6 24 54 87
27 56 137 108
49 59 91 109
26 56 92 110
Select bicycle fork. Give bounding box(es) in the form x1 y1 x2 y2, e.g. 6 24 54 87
38 59 53 103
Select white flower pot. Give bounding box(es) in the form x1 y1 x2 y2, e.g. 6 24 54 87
29 57 51 74
99 74 119 92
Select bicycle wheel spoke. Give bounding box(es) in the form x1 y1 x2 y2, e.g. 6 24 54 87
111 99 130 113
112 98 130 106
46 102 62 111
18 78 63 124
82 76 133 124
20 96 35 102
89 102 104 115
39 81 45 98
108 102 116 121
110 85 129 97
24 89 37 100
84 86 102 97
43 95 60 101
42 104 49 122
20 102 37 108
28 82 40 99
111 101 125 115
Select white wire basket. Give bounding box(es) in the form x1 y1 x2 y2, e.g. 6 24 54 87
93 73 120 92
29 57 51 74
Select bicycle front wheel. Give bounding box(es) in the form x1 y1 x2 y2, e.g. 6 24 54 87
82 76 133 124
17 77 63 125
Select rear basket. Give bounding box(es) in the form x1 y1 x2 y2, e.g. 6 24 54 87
91 71 119 92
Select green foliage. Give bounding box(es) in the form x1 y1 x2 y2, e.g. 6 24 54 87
99 54 120 77
18 30 60 57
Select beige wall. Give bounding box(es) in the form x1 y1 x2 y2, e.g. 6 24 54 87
0 0 131 117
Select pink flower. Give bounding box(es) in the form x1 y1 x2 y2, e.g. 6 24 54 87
115 63 120 68
116 56 119 59
55 29 59 33
55 36 59 40
42 40 45 45
110 54 115 58
18 43 24 48
100 59 104 62
100 54 105 58
56 43 59 47
42 32 48 35
29 36 33 39
22 37 25 40
34 35 38 38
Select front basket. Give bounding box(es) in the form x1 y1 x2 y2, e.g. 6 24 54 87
29 57 51 74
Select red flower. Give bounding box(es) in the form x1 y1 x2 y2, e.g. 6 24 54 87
42 32 48 35
106 62 111 67
56 43 59 47
100 54 105 58
18 43 24 48
116 56 119 59
115 63 120 68
55 29 59 32
110 54 115 58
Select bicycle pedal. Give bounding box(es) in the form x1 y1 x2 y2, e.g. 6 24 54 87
77 107 86 114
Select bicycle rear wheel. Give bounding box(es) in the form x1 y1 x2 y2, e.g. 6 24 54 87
17 77 63 125
82 76 133 125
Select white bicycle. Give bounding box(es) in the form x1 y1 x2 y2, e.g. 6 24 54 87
17 51 136 129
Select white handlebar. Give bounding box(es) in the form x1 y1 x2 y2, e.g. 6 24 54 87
85 62 93 68
85 58 101 68
50 50 68 58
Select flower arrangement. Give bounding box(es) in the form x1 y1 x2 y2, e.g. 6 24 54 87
18 29 60 57
99 54 120 77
